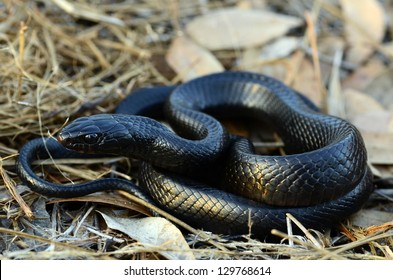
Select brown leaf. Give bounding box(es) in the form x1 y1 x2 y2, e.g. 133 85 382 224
239 37 300 70
364 69 393 111
350 209 393 228
342 59 385 91
352 111 393 133
318 36 346 57
289 52 324 108
340 0 385 64
165 36 224 81
342 89 393 164
186 7 302 50
100 212 195 260
380 42 393 60
344 88 385 123
361 132 393 164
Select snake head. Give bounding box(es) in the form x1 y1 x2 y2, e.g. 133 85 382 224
57 113 166 158
57 114 129 154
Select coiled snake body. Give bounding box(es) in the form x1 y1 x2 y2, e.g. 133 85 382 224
17 72 373 236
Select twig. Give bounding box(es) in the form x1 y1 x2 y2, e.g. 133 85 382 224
0 158 34 220
304 11 327 112
16 21 27 100
286 213 323 248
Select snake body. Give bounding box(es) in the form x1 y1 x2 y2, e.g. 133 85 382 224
17 71 373 236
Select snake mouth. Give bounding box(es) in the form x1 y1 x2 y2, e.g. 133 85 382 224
56 131 69 146
57 132 74 149
57 132 89 153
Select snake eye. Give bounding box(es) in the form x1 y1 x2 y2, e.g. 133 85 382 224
84 133 98 144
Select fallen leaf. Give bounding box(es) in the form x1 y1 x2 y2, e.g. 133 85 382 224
99 212 195 260
380 42 393 60
0 184 30 202
360 132 393 164
342 59 385 91
340 0 385 64
350 209 393 228
352 111 393 133
186 7 302 50
239 36 300 70
332 85 393 165
23 197 52 248
318 36 346 57
256 36 300 61
239 50 290 84
343 88 393 164
364 69 393 111
239 47 263 71
343 88 385 122
165 36 224 81
289 51 324 108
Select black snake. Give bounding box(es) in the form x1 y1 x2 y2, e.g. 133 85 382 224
17 71 374 236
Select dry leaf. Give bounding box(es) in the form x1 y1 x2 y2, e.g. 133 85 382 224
0 184 29 202
240 37 300 69
340 0 385 64
237 0 267 10
344 88 393 164
99 212 195 260
186 7 302 50
318 36 346 57
380 42 393 60
343 88 385 122
361 132 393 164
289 52 324 107
342 59 385 90
352 111 393 133
350 209 393 228
255 36 300 62
166 36 224 81
364 69 393 111
240 49 290 82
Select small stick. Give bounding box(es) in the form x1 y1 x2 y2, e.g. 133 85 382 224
304 11 327 112
0 156 34 220
17 21 27 100
286 213 323 248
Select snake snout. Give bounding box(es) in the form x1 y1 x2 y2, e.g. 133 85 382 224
56 131 67 144
57 131 85 152
57 131 75 148
57 116 104 153
57 131 101 154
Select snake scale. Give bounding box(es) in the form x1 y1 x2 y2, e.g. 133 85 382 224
17 71 374 237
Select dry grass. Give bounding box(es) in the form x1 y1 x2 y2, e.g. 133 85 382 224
0 0 392 260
